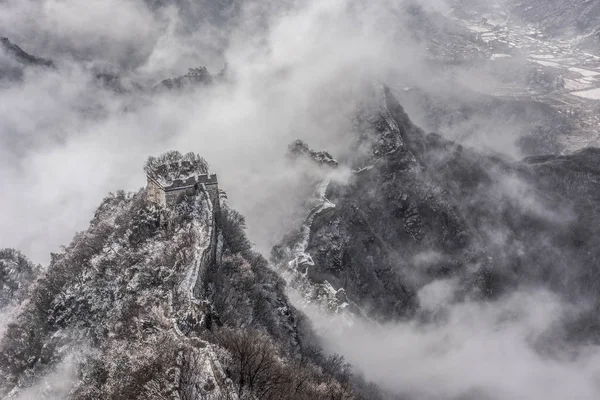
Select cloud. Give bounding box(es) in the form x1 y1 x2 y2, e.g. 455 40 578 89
0 306 18 339
13 347 88 400
0 0 158 70
1 1 597 399
306 281 600 400
0 0 430 262
0 0 549 265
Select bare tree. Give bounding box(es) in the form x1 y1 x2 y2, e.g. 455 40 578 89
214 328 290 399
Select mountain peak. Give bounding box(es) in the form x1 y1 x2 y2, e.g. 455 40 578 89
153 66 213 92
0 37 54 68
288 140 339 167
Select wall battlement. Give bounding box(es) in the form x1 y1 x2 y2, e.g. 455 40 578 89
145 152 219 210
147 173 219 208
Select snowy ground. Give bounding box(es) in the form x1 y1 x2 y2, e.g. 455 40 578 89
453 9 600 151
571 88 600 100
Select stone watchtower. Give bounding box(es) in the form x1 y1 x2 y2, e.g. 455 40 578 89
144 151 219 209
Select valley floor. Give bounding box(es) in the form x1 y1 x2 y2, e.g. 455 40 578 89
455 8 600 151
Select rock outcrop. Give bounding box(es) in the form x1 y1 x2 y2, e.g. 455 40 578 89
274 85 600 333
0 37 54 81
0 154 362 400
0 38 54 68
153 67 213 92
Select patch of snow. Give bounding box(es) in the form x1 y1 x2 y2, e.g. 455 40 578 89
178 192 214 302
564 79 592 91
571 88 600 100
353 164 376 173
529 59 563 69
583 52 600 60
291 179 333 256
568 67 600 77
466 25 490 33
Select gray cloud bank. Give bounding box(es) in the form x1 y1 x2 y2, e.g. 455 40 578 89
0 0 442 262
2 0 599 399
0 0 564 263
306 281 600 400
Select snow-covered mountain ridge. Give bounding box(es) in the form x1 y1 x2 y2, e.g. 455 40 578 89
0 155 364 399
274 84 600 337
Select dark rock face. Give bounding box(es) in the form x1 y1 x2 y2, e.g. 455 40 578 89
286 87 600 327
288 140 339 167
0 163 359 398
0 38 54 68
0 37 54 81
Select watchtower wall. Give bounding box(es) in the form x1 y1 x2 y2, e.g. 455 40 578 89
147 177 167 207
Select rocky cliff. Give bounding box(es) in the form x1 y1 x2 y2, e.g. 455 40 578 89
274 85 600 341
0 155 362 399
0 37 54 81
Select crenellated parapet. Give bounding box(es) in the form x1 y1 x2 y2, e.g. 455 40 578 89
144 151 219 209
